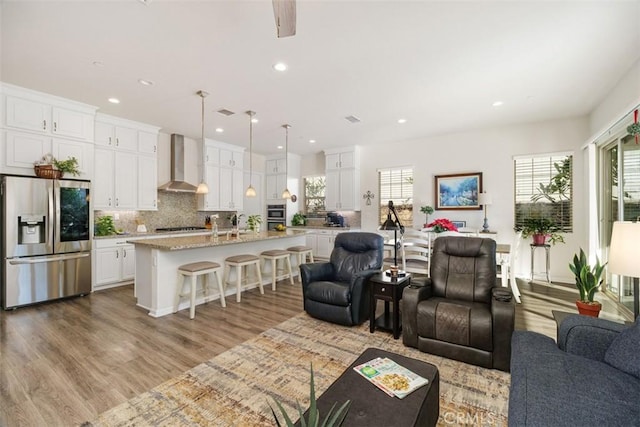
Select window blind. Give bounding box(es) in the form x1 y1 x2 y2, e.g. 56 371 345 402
379 168 413 226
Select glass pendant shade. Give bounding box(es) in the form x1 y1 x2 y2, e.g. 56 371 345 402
282 188 291 199
196 181 209 194
245 185 257 197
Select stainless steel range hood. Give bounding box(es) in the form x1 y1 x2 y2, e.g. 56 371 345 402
158 134 199 192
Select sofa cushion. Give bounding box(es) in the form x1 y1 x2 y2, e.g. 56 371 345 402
510 331 640 426
306 281 351 306
604 317 640 379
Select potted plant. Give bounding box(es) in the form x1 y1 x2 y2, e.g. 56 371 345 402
228 213 244 227
95 216 117 236
569 248 606 317
420 205 434 228
426 218 458 233
246 214 262 233
292 212 306 226
516 217 565 245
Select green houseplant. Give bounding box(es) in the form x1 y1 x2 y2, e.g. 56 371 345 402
53 156 80 176
246 214 262 233
292 212 307 226
95 216 116 236
270 364 350 427
516 217 565 245
568 248 606 317
420 205 434 228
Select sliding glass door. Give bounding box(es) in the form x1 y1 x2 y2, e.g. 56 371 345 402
600 134 638 313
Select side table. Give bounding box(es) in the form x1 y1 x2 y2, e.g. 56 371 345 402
369 272 411 339
530 244 551 283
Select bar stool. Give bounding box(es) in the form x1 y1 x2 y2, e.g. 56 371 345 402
260 249 294 290
174 261 224 319
224 254 264 302
287 245 314 283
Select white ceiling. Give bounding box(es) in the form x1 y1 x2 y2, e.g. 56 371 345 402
2 0 639 156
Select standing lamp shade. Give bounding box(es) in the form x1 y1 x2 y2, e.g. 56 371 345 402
281 124 291 199
196 90 209 195
478 192 492 232
608 221 640 318
245 110 257 197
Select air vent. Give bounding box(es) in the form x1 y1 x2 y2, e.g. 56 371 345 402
345 115 361 123
217 109 235 116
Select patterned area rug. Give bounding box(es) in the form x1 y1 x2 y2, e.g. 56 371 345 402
87 313 509 426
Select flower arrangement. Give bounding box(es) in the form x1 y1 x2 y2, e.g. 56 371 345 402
628 109 639 144
426 218 458 233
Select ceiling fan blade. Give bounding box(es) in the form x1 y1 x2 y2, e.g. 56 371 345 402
272 0 296 38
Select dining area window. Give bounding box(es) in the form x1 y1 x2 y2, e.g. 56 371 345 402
379 167 413 227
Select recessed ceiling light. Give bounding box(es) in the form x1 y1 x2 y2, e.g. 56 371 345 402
492 101 504 107
398 119 407 124
273 62 288 71
215 128 224 133
108 98 120 104
251 118 259 123
309 139 316 144
138 78 154 86
277 145 284 150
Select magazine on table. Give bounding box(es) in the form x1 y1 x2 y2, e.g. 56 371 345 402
353 357 429 399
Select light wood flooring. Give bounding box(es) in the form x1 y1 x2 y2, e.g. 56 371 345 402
0 278 632 426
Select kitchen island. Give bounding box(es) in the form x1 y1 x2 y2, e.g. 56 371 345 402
130 230 308 317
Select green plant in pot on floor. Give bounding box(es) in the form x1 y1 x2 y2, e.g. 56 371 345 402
569 248 606 317
517 217 565 245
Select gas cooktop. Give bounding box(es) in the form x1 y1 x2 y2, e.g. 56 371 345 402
155 226 208 233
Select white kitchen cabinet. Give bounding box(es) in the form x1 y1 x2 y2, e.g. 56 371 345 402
137 154 158 210
198 139 244 211
93 239 136 290
52 138 92 178
94 121 137 151
324 146 360 211
93 148 137 210
138 131 158 154
265 173 287 200
316 232 333 259
5 94 94 141
266 158 286 174
4 131 50 169
93 114 160 210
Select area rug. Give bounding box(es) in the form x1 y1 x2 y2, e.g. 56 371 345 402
86 313 509 426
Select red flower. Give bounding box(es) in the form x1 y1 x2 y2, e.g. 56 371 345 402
426 218 458 233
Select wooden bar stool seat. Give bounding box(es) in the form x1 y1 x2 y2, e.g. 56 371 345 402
260 249 294 290
174 261 224 319
224 254 264 302
287 245 314 283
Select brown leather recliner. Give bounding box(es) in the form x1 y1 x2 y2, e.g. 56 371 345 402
402 236 515 372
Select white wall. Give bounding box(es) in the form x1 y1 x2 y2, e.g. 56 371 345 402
589 58 640 139
320 116 590 282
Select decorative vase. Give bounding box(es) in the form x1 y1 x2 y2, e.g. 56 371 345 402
532 233 547 245
575 300 602 317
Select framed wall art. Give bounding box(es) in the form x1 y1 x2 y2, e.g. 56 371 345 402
435 172 482 210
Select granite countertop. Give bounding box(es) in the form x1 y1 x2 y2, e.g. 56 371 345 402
129 229 308 250
94 229 217 240
288 226 353 230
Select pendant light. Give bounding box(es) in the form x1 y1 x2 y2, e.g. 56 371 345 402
196 90 209 195
245 110 257 197
281 124 291 199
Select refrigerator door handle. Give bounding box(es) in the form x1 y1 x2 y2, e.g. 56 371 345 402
9 253 90 265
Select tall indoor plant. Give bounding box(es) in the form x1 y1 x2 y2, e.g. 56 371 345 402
568 248 606 317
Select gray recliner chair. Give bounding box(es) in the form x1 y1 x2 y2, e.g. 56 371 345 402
300 232 383 326
402 236 515 372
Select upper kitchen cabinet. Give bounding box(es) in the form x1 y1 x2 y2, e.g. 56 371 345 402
198 139 245 211
265 153 301 202
324 146 360 211
0 83 97 178
93 113 160 211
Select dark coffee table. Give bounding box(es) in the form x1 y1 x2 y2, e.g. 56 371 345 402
304 347 440 427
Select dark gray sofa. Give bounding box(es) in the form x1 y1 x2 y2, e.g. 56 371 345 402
509 315 640 426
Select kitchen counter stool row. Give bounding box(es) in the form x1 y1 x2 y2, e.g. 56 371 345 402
173 245 314 319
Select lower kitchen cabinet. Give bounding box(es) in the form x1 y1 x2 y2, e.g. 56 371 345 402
93 239 136 290
304 228 357 259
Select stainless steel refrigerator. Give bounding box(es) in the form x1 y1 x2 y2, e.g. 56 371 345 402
1 175 92 309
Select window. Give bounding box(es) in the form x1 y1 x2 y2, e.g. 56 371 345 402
379 168 413 227
304 176 326 215
514 153 573 232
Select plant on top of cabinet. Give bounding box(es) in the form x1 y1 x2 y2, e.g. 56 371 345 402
34 154 80 178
